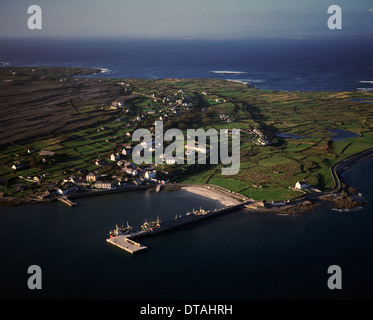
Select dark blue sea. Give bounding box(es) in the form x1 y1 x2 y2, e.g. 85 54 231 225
0 38 373 300
1 38 373 91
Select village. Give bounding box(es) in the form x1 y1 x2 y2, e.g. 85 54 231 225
5 140 173 202
0 78 318 206
0 81 242 203
3 134 316 205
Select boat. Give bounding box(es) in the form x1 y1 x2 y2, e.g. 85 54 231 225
141 216 161 231
191 207 210 216
108 221 133 238
141 219 149 230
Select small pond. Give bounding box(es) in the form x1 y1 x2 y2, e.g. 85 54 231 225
327 129 360 141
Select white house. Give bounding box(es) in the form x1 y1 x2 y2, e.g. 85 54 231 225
57 188 69 195
95 159 106 166
145 171 157 180
110 153 121 161
57 186 78 195
122 147 132 156
295 181 310 190
12 164 23 170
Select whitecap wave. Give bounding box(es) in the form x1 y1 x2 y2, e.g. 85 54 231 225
226 79 249 85
210 70 248 75
99 68 111 74
360 81 373 84
358 88 373 91
357 88 373 92
227 78 266 85
332 207 363 212
0 62 9 67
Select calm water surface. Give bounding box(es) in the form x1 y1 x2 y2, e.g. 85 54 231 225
0 157 373 299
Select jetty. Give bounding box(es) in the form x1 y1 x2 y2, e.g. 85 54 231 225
57 196 77 207
107 235 148 254
106 201 248 254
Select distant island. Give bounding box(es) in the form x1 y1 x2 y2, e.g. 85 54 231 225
0 66 372 212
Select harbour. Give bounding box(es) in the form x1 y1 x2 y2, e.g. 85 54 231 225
1 157 373 299
106 201 248 254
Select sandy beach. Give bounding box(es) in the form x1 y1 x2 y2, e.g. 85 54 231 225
180 186 241 207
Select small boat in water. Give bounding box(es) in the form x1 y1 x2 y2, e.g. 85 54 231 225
108 221 133 238
188 207 210 216
141 216 161 231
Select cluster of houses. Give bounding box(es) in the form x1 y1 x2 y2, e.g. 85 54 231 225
219 114 235 123
36 162 169 199
88 142 171 190
145 91 195 118
252 128 271 146
110 101 126 110
8 140 171 200
84 164 169 190
11 149 56 171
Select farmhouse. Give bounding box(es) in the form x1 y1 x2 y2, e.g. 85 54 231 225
95 159 106 166
145 170 157 180
122 147 132 156
295 181 310 190
57 185 79 195
12 163 23 170
110 153 121 161
86 172 96 182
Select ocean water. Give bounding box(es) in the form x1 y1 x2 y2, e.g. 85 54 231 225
0 158 372 300
1 38 373 91
1 38 373 300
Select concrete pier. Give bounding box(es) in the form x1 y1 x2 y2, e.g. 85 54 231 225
106 235 148 254
106 201 248 254
57 197 77 207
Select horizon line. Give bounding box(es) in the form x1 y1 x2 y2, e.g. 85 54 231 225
1 34 373 41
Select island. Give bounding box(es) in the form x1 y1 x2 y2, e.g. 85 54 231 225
0 66 372 214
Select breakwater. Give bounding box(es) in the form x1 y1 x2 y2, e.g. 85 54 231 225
106 201 248 254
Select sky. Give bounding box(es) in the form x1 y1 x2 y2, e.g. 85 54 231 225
0 0 372 38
